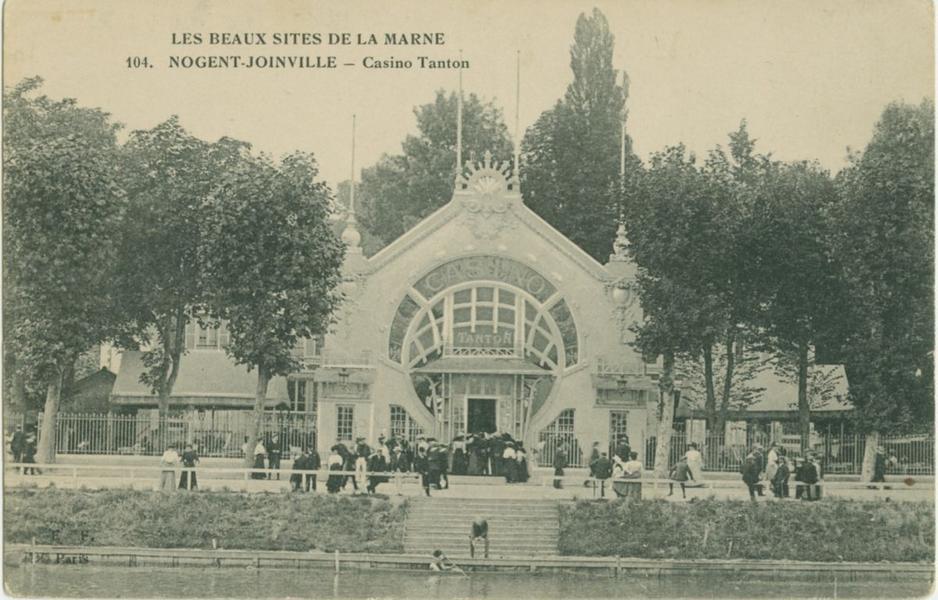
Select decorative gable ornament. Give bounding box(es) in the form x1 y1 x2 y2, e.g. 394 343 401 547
455 151 519 239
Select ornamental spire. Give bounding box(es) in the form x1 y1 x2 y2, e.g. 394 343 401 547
610 70 631 263
341 114 362 254
611 214 630 261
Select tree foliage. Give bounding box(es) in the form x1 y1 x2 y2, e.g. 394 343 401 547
522 7 631 262
828 99 934 431
115 117 249 416
3 77 126 461
625 146 715 475
202 151 344 460
351 90 512 249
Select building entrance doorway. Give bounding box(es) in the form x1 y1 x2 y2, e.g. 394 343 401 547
467 398 498 434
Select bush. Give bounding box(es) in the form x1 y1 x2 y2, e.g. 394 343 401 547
559 498 934 562
4 489 407 553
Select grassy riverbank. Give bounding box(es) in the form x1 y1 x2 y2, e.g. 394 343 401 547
4 489 406 553
559 498 935 562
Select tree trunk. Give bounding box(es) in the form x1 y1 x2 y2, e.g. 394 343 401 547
653 351 676 478
157 310 187 442
797 339 810 453
715 330 736 439
860 430 880 482
703 343 717 431
12 367 28 413
36 368 64 464
248 366 271 468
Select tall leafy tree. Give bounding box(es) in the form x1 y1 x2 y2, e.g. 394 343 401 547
522 8 631 262
3 78 126 461
353 90 512 248
700 122 774 436
202 152 344 465
114 118 247 418
626 146 715 476
828 100 934 475
750 160 843 451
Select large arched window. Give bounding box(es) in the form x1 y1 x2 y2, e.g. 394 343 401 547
389 281 579 372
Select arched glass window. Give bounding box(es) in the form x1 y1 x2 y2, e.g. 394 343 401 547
389 280 579 372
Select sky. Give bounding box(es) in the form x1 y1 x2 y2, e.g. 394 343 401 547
3 0 934 189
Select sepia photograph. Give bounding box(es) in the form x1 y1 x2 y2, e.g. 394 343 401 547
1 0 934 598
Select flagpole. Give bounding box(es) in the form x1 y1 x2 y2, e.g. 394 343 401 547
350 114 356 216
513 49 520 180
619 72 627 222
456 49 463 182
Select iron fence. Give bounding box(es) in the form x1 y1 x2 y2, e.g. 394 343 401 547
643 431 934 475
536 432 585 468
31 411 317 459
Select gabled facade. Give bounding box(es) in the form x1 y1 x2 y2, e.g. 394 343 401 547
315 153 657 464
111 153 658 463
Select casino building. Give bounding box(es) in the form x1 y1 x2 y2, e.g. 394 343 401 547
111 153 659 465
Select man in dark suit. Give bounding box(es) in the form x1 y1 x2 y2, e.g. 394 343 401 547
306 446 321 492
290 449 309 492
10 426 25 472
268 434 282 480
553 446 568 489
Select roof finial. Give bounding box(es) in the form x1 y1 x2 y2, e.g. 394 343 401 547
341 114 362 253
610 71 631 262
611 217 630 261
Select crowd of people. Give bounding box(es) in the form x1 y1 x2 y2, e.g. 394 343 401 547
571 437 644 497
318 430 534 496
739 443 825 501
147 429 540 496
662 442 826 501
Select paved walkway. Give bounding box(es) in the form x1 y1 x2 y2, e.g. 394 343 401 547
4 456 935 502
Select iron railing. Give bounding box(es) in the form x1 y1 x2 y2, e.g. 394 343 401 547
643 431 934 475
32 411 317 459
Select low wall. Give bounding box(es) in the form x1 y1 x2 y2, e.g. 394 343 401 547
6 544 934 581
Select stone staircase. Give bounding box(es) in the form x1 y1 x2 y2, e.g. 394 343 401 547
403 497 560 558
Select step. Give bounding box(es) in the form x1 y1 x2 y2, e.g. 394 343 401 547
405 542 557 551
404 523 559 532
404 536 558 546
405 537 558 546
404 546 556 557
410 497 560 504
407 505 559 513
406 544 557 556
405 523 558 532
408 515 556 524
407 511 557 520
404 528 560 543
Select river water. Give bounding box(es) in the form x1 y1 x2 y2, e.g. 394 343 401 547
4 565 931 599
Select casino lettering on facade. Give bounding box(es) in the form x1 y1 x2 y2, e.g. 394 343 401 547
415 256 555 302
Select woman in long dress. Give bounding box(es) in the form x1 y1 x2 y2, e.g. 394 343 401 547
452 435 468 475
685 442 705 483
515 445 529 483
